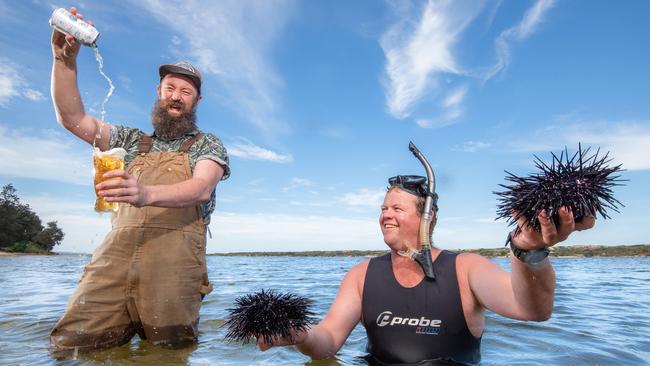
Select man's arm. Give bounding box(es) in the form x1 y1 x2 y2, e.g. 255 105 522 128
96 159 225 208
466 208 595 321
258 261 367 359
51 7 111 150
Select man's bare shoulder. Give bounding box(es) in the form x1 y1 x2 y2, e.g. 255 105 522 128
456 252 499 274
341 260 370 295
347 260 369 278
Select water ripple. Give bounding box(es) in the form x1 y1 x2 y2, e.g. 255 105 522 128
0 256 648 365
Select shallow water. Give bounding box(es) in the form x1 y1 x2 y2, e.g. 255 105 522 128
1 255 649 365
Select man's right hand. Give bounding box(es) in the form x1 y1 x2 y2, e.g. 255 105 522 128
51 7 87 63
257 328 309 352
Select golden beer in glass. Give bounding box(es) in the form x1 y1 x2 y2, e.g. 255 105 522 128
93 148 127 213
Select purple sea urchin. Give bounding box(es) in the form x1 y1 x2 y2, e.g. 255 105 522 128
223 289 315 345
495 144 625 234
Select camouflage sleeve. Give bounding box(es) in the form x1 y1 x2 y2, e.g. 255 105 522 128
194 133 231 180
109 125 145 167
109 125 143 151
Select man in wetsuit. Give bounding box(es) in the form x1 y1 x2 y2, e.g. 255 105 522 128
49 8 230 357
259 176 595 365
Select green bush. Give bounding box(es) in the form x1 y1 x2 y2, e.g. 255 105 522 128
0 184 64 253
2 241 50 254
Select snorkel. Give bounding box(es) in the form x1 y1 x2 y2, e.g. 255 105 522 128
405 142 438 279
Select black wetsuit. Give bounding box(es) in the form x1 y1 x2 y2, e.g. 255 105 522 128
361 251 481 365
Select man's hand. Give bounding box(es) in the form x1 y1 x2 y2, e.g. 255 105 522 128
257 328 309 352
512 207 596 250
51 7 91 63
96 170 149 207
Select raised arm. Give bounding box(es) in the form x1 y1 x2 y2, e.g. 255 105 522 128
466 208 595 321
259 261 368 359
51 7 110 150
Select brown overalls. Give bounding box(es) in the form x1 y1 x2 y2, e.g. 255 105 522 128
50 134 213 357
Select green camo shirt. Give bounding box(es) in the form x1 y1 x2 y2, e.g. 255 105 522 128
109 125 230 225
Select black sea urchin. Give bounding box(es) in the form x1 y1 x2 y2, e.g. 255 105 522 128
223 289 315 345
495 144 625 234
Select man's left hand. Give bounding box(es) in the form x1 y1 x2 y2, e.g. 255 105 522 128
96 169 149 207
512 207 596 250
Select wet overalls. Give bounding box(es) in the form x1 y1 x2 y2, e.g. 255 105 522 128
50 134 213 356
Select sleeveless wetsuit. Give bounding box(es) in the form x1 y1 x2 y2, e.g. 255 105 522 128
361 251 481 365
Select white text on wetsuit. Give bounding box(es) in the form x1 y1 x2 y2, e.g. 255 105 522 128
376 311 441 335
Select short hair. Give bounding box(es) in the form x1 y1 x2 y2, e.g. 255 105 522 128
387 186 437 243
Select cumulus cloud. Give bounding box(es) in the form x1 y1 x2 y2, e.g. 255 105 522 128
226 137 293 163
137 0 296 136
0 125 91 185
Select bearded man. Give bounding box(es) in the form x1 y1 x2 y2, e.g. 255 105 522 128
48 8 229 357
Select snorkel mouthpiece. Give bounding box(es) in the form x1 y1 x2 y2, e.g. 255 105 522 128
412 246 435 279
408 141 437 280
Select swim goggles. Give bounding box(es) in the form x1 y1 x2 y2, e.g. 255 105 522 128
388 175 439 210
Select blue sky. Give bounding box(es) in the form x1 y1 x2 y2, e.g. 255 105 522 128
1 0 648 253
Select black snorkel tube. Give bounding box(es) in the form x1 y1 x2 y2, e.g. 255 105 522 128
408 142 438 280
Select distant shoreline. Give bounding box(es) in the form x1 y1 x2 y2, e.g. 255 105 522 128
208 244 650 258
4 244 648 258
0 251 57 256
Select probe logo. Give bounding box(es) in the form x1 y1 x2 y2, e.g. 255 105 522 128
376 310 441 334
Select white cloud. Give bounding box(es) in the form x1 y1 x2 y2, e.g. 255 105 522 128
0 58 24 107
137 0 296 136
209 211 383 252
380 1 554 128
19 194 111 253
380 1 483 119
442 84 468 108
485 0 555 80
22 88 46 101
226 137 293 163
338 188 386 208
283 177 313 191
505 119 650 171
412 84 469 128
452 141 492 153
416 117 458 129
0 125 91 185
35 197 642 254
0 58 48 106
565 123 650 171
31 205 383 253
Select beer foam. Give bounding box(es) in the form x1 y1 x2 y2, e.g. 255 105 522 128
93 147 127 159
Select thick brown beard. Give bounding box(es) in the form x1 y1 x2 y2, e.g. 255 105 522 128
151 98 197 141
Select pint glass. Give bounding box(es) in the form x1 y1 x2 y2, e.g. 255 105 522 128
93 147 127 212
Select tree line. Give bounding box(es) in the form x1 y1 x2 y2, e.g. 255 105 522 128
0 184 64 254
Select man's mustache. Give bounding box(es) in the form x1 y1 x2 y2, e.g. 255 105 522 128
162 99 185 109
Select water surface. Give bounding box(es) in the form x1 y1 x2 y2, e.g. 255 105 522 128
1 255 648 365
